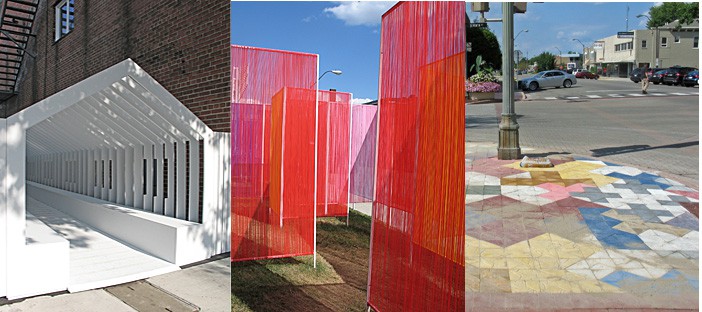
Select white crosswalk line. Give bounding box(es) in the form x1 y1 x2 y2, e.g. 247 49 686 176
671 92 689 96
609 94 625 97
649 93 666 96
545 97 557 100
587 95 602 98
566 96 579 99
628 93 645 97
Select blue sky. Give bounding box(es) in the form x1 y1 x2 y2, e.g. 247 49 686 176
231 1 660 101
472 2 659 59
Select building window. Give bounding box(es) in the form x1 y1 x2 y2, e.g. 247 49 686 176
695 37 699 49
55 0 75 41
642 40 647 48
614 43 633 51
661 37 668 48
674 35 680 43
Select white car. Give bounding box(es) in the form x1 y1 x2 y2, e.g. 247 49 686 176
520 70 578 91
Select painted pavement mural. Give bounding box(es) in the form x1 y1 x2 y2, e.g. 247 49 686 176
466 156 698 296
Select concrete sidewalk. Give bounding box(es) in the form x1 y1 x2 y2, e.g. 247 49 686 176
465 141 699 311
0 254 230 312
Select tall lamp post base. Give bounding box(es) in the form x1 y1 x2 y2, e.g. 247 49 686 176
498 114 521 160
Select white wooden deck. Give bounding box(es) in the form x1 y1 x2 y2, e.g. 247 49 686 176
27 197 180 293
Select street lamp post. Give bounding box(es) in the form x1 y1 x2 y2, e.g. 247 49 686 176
312 69 342 88
498 2 520 160
318 69 343 81
572 38 586 68
514 29 528 75
637 14 659 67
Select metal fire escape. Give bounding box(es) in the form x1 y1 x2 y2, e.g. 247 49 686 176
0 0 39 102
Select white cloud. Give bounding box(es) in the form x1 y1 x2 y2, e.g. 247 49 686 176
352 98 375 105
570 30 588 38
302 15 317 23
324 2 396 26
556 31 565 39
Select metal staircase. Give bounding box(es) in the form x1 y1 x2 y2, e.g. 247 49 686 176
0 0 39 101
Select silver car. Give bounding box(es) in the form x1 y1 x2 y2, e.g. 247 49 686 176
520 70 577 91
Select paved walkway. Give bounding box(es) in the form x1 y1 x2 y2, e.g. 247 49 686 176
27 197 179 293
465 141 699 311
0 256 230 311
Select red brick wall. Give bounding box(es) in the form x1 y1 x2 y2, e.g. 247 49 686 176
7 0 230 132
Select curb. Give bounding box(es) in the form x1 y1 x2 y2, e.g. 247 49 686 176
466 141 699 191
466 92 527 105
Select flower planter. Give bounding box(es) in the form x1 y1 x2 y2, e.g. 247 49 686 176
468 92 495 101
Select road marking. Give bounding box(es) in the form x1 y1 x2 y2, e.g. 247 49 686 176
608 94 625 97
649 93 666 96
628 94 645 97
544 97 557 100
691 92 699 95
566 96 580 99
587 89 645 92
586 95 602 98
670 93 689 96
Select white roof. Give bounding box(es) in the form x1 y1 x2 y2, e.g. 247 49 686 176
7 59 212 156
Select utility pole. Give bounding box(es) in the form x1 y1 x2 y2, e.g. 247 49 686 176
498 2 520 159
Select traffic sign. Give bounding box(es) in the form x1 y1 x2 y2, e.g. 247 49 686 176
469 23 488 28
617 31 634 39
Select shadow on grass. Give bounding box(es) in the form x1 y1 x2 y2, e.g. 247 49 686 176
232 210 371 312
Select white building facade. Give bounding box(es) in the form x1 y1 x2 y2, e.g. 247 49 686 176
1 59 230 299
589 19 699 77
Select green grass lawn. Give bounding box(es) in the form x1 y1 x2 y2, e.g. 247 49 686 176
232 210 371 312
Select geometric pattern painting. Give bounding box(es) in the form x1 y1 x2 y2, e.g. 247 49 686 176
466 156 699 296
368 2 465 311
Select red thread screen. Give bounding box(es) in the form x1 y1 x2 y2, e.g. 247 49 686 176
367 2 466 311
231 45 318 261
317 90 352 217
349 104 377 203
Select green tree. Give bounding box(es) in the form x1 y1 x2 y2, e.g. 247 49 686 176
647 2 699 28
466 26 502 77
530 52 556 71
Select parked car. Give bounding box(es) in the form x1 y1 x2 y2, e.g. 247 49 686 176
575 71 599 79
682 70 699 87
663 66 696 86
630 67 662 83
630 67 645 83
649 69 667 85
520 70 577 91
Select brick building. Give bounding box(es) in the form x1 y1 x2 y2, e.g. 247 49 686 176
0 0 230 299
1 0 230 132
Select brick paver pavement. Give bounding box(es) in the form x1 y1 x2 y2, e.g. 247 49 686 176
465 101 699 311
465 141 698 311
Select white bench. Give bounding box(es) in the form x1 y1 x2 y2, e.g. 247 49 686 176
28 182 210 266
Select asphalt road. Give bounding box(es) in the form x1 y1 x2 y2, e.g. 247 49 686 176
517 75 699 101
466 90 699 187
